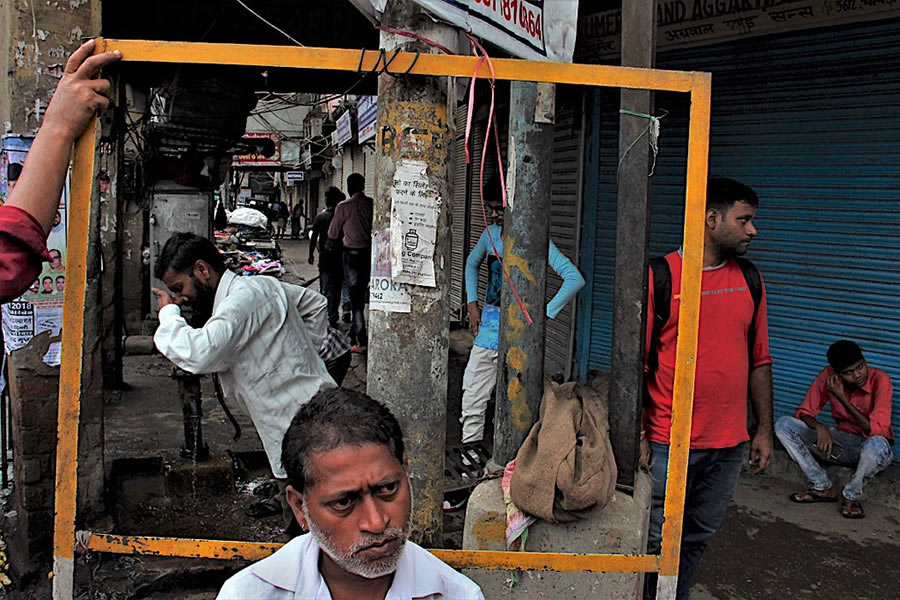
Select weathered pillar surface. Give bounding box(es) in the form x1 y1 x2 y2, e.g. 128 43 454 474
610 0 657 488
366 1 456 548
492 81 554 467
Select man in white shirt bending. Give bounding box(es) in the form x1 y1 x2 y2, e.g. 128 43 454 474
152 232 335 528
217 388 485 600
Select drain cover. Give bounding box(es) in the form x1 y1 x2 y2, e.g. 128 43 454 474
444 443 491 493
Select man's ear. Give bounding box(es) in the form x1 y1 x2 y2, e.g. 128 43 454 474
285 485 309 532
193 260 210 281
705 208 720 230
402 453 409 469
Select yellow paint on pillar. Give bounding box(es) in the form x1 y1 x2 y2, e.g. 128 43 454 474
507 376 532 431
507 346 528 372
471 511 506 549
504 302 530 343
503 238 536 285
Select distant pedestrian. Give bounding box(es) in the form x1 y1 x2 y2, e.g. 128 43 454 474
309 186 345 327
776 340 894 519
271 200 288 239
327 173 372 352
291 202 303 239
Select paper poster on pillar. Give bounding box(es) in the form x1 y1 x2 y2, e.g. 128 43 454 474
370 230 411 313
1 134 68 366
390 160 438 287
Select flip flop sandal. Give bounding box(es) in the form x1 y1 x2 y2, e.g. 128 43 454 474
841 499 865 519
789 489 838 503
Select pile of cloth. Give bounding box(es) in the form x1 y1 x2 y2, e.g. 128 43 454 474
214 208 284 278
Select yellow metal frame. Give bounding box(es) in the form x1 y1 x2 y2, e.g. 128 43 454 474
54 37 710 596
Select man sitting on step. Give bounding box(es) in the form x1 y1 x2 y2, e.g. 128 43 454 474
776 340 894 519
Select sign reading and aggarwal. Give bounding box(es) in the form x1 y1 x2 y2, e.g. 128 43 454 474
579 0 899 61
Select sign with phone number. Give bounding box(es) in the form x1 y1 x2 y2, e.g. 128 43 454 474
411 0 577 62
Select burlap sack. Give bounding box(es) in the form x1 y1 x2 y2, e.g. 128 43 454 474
510 377 617 522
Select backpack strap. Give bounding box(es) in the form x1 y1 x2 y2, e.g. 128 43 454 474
647 257 672 379
734 256 763 367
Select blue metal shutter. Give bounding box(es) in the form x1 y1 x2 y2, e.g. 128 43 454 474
587 19 900 456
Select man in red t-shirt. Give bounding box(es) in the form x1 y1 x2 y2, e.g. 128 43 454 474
642 178 774 600
776 340 894 519
0 39 120 302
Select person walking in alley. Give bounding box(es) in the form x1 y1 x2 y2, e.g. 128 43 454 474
216 388 485 600
327 173 373 352
776 340 894 519
0 39 120 302
643 177 774 600
309 186 346 327
152 232 335 531
291 200 303 239
460 174 585 445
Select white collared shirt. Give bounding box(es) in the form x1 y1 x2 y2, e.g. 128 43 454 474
154 270 336 477
216 535 485 600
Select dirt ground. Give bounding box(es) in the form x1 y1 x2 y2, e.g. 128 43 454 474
3 239 899 599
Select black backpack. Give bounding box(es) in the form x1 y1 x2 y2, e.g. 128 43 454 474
646 255 762 378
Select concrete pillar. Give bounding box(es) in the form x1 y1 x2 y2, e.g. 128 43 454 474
609 0 658 489
366 0 457 548
100 78 124 388
492 81 554 466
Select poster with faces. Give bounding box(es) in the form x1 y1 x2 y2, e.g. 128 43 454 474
1 135 68 366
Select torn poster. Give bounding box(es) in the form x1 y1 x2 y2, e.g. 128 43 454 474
370 229 411 313
390 160 439 287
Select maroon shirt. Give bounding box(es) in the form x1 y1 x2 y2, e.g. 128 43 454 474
327 192 373 250
0 205 50 303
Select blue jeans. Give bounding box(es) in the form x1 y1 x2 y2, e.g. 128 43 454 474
643 442 745 600
774 416 892 501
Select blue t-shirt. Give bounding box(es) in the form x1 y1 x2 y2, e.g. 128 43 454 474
465 224 585 350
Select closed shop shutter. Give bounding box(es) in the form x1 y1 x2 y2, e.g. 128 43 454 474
587 19 900 455
545 94 584 379
364 145 376 198
352 145 365 184
450 105 470 317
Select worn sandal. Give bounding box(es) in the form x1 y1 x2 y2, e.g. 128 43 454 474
789 488 837 503
841 498 865 519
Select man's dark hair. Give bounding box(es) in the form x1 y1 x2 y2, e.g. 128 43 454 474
827 340 864 372
324 186 345 209
56 276 64 282
282 388 405 494
347 172 365 195
154 232 226 280
42 276 52 283
706 177 759 213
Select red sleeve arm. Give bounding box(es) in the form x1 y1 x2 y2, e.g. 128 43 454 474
868 370 894 439
0 205 51 303
644 264 655 371
752 274 773 368
795 369 830 421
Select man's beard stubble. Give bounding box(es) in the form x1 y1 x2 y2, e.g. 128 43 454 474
303 499 412 580
186 275 216 327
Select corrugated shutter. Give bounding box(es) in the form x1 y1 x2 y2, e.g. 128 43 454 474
588 19 900 456
351 146 365 184
450 105 470 317
364 145 376 198
544 94 584 379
